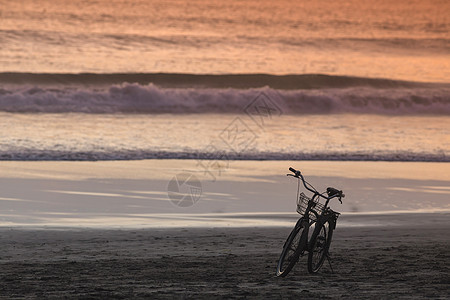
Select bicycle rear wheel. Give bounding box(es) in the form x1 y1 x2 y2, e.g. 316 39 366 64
307 221 332 273
276 219 307 277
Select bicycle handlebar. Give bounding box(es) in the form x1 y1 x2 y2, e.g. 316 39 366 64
288 167 315 193
288 167 344 203
288 167 302 177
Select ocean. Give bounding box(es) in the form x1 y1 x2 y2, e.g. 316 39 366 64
1 0 449 162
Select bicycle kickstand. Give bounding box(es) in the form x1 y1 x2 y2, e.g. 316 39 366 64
326 253 335 274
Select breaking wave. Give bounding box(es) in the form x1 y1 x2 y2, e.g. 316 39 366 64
0 77 449 115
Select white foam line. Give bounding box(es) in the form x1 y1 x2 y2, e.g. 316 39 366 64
44 190 168 200
387 187 450 194
203 192 233 197
128 191 168 195
0 196 33 202
423 186 450 190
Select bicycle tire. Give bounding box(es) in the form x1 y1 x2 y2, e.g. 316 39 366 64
276 218 307 277
307 221 333 273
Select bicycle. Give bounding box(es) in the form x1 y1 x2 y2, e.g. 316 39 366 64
276 167 345 277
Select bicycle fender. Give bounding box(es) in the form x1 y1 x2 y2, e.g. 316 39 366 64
282 218 305 248
331 215 338 230
295 217 307 228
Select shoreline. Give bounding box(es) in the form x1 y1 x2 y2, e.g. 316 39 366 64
0 160 449 228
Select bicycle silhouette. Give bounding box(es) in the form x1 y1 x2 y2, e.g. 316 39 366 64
276 167 345 276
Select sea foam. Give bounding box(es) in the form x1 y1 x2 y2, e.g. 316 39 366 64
0 77 449 114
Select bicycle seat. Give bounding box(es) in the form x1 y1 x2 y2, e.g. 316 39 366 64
326 187 341 197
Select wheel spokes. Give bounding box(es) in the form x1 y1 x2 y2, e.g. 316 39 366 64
310 226 328 270
277 222 307 276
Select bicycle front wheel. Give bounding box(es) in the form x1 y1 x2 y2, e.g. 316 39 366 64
276 219 307 277
307 221 332 273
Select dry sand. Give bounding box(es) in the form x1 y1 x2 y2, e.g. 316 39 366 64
0 160 448 298
0 214 448 299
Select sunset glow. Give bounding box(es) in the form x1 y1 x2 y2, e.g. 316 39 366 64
1 0 449 81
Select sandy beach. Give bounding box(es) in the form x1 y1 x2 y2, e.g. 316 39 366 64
2 0 449 298
0 215 449 299
0 160 449 298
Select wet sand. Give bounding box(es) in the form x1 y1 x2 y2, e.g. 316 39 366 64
0 160 449 227
0 214 448 299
